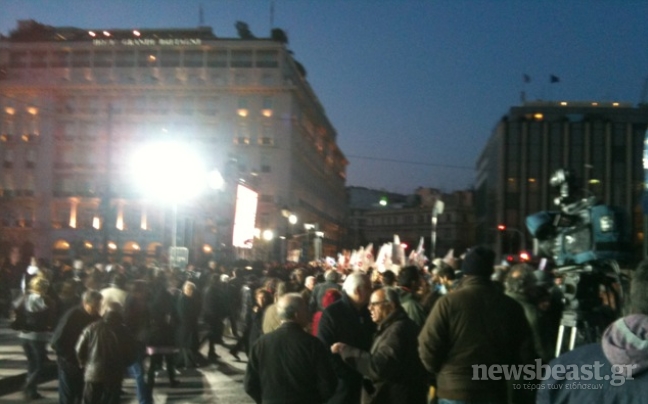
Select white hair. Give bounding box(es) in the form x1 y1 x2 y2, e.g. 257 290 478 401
342 271 370 296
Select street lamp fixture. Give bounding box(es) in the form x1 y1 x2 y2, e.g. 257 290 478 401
262 229 275 241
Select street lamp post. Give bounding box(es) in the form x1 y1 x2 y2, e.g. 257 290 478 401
431 200 444 260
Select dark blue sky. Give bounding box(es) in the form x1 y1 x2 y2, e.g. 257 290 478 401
2 0 647 193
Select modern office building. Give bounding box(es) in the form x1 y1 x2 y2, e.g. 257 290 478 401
476 100 648 260
0 20 348 264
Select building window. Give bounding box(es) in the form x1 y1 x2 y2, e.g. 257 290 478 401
2 173 14 196
9 51 28 68
26 149 36 169
31 51 47 68
261 97 273 117
160 50 181 67
72 50 91 68
184 50 204 67
256 50 279 68
3 149 13 169
235 136 250 145
260 194 274 203
206 50 227 67
51 50 70 68
231 50 253 68
258 136 274 146
137 51 158 67
237 98 249 117
115 50 135 67
94 50 113 68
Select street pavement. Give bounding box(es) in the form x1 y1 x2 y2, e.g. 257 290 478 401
0 319 254 403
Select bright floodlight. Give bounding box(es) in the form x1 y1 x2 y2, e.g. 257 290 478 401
288 214 298 225
262 229 274 241
132 141 209 203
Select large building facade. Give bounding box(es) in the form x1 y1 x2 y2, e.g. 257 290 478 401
476 101 648 260
346 186 475 258
0 20 348 264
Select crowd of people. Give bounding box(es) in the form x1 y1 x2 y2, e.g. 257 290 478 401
0 244 644 404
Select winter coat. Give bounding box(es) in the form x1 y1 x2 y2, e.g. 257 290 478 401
397 288 427 329
318 293 376 404
418 276 536 402
245 321 337 404
538 314 648 404
339 308 428 404
51 305 100 366
75 311 139 386
146 288 179 351
16 293 56 341
176 293 201 349
506 291 551 362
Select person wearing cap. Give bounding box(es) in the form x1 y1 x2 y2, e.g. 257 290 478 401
418 246 536 403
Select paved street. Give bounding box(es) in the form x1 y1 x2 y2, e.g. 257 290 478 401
0 319 254 403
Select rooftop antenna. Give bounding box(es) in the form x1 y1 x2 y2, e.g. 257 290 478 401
199 3 205 27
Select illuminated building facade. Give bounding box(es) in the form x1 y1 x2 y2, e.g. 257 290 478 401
476 101 648 260
0 20 348 264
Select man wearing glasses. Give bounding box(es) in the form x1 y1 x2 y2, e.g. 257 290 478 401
331 286 428 404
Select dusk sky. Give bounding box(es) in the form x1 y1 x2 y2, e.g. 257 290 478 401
1 0 647 193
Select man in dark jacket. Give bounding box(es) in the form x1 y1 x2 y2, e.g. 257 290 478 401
538 259 648 403
418 246 536 403
318 272 376 404
396 266 427 328
51 290 103 404
332 287 428 404
244 293 337 404
310 270 341 312
76 302 139 404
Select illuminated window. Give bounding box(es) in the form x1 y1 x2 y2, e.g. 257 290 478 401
235 136 250 145
560 101 568 106
262 97 273 117
237 98 249 117
533 113 543 120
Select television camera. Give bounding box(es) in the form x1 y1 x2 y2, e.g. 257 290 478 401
525 168 630 356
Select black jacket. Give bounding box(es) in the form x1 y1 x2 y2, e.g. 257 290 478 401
75 312 139 386
318 294 376 404
340 309 428 404
51 305 100 366
245 321 337 404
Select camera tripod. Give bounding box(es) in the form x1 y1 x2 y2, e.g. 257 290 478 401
554 309 596 357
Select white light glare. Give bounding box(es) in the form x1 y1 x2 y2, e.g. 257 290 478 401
131 141 209 203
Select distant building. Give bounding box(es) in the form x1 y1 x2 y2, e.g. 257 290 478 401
0 20 347 264
476 101 648 260
346 186 475 259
